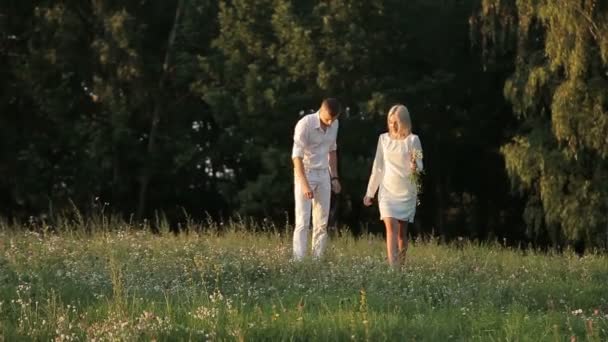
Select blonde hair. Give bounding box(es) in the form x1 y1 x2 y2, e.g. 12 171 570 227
387 104 412 137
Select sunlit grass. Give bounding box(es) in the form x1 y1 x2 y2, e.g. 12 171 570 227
1 220 607 341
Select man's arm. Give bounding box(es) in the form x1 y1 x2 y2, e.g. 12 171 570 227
293 157 313 199
329 150 338 178
292 119 313 199
329 150 341 193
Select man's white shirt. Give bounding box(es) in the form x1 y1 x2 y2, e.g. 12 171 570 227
291 111 339 170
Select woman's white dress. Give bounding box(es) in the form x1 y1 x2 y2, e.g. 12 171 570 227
365 133 423 222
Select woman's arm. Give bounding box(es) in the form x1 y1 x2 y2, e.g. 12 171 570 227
365 135 384 199
411 135 423 172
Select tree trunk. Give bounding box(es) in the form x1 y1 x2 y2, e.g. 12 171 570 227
136 0 184 219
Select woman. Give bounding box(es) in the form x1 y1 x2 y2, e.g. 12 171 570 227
363 104 423 267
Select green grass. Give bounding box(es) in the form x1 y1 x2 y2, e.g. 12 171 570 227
0 221 607 341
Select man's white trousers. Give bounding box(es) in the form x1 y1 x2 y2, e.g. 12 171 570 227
293 169 331 260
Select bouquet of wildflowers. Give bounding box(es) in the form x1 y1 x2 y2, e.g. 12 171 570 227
408 149 424 206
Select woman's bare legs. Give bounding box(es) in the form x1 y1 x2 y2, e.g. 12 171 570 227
398 220 409 265
382 218 399 266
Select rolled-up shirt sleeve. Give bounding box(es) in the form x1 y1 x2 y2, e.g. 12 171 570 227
292 119 307 159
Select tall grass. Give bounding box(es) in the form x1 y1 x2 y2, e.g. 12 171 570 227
0 219 607 341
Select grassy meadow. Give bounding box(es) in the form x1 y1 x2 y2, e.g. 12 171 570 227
0 219 607 341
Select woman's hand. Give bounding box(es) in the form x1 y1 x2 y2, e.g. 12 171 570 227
363 196 373 207
410 151 417 172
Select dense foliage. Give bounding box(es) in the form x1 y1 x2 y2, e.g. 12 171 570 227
2 0 606 248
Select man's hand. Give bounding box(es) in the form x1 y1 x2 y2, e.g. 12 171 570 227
363 196 373 207
302 182 314 199
331 178 341 194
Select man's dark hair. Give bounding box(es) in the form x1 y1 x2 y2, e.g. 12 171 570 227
322 98 342 117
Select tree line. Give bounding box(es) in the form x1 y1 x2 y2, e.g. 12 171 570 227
1 0 606 249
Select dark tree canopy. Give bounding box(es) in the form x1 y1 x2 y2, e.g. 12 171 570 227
1 0 606 249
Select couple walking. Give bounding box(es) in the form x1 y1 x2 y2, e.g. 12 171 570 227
292 98 423 266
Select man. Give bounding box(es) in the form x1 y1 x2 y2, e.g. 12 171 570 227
292 98 342 260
